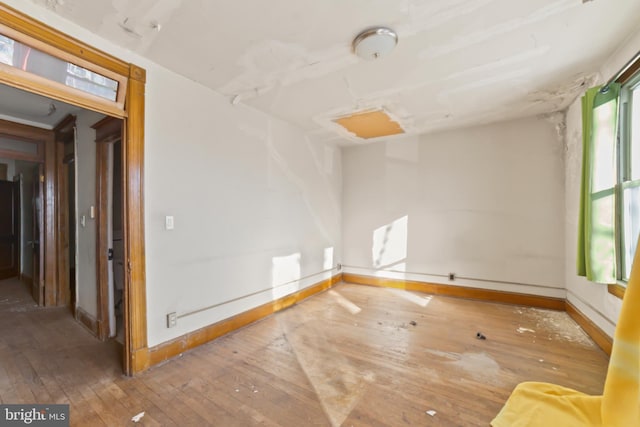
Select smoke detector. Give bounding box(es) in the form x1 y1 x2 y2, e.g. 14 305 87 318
352 27 398 60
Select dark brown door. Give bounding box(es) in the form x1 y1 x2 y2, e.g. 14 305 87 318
0 179 20 280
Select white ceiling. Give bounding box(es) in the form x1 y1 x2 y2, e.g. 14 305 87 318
26 0 640 144
0 83 81 129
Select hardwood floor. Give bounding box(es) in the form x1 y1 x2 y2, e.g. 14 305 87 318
1 277 609 426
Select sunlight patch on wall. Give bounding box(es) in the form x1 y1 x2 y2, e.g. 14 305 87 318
271 253 301 298
324 247 334 270
372 215 408 268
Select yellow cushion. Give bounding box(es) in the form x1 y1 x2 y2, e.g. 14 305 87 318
492 239 640 427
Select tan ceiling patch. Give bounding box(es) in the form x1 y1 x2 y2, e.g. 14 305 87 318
334 109 404 139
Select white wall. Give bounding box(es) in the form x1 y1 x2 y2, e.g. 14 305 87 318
342 117 566 298
2 0 342 347
75 110 104 318
145 67 342 345
562 28 640 337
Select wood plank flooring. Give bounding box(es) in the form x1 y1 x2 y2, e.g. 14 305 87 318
0 277 609 426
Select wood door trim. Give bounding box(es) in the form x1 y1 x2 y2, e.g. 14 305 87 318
94 130 112 340
54 115 75 310
75 306 99 337
0 5 148 375
93 116 124 341
92 117 122 142
125 66 147 374
0 118 46 162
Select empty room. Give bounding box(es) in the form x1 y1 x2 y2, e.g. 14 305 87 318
0 0 639 426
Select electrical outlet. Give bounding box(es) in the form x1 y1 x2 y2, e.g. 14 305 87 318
167 312 177 328
448 273 455 281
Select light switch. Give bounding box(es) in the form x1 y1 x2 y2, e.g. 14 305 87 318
165 216 174 230
89 205 95 219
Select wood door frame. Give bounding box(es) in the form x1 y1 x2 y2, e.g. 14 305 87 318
93 116 122 341
0 4 148 375
54 114 75 310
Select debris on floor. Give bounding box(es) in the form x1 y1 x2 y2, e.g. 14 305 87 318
409 320 417 326
426 410 437 416
517 327 536 334
131 412 145 423
476 332 486 340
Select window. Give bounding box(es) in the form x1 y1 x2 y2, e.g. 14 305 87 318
0 32 118 101
578 68 640 289
617 76 640 282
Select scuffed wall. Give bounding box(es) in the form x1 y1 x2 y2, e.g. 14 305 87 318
342 116 566 297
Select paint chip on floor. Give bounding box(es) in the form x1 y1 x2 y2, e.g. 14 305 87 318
131 412 145 423
426 410 437 416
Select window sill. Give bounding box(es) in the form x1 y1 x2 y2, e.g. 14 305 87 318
608 283 626 299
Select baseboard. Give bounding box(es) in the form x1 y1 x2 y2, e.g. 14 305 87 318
342 273 566 310
565 302 613 356
75 307 99 337
146 273 342 369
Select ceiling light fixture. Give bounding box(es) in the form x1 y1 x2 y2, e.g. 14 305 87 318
352 27 398 60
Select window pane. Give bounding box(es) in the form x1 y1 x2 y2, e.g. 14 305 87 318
592 101 617 192
621 183 640 281
631 89 640 180
0 34 14 65
0 33 118 101
590 190 617 282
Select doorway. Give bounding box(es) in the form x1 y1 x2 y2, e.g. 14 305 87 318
0 85 126 370
0 126 48 306
14 160 42 300
0 176 19 280
0 4 148 375
93 116 125 342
